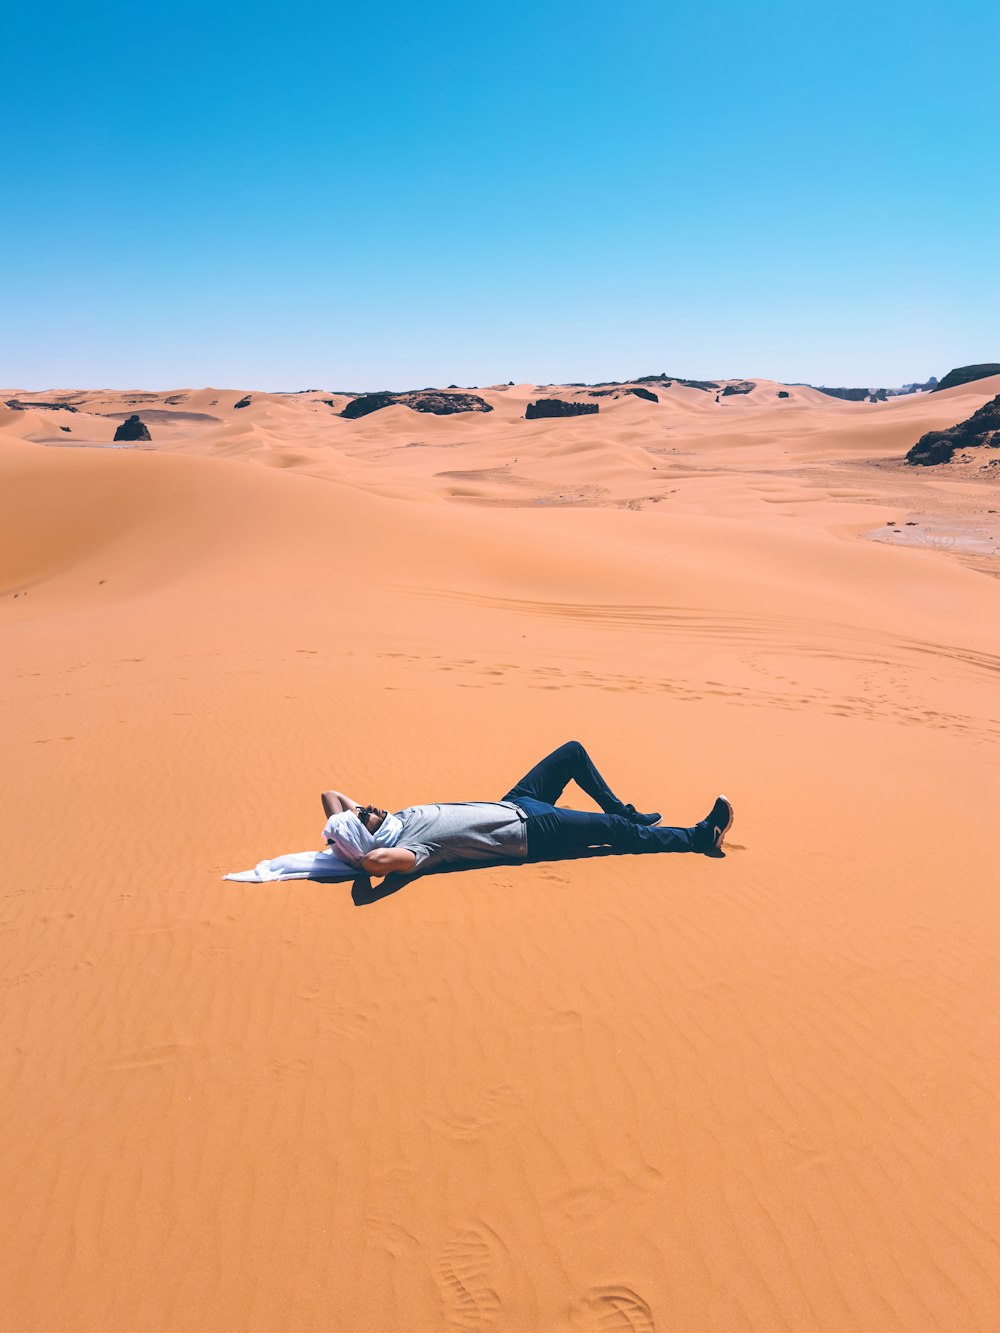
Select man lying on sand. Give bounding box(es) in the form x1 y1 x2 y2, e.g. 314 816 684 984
225 742 732 884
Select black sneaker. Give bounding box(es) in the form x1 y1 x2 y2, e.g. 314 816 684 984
700 796 733 857
623 803 661 826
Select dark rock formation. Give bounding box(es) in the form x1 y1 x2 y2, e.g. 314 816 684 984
341 393 396 419
583 374 718 392
525 399 599 420
234 395 252 409
805 378 937 400
905 393 1000 465
405 391 492 415
587 387 659 403
813 386 871 402
635 374 718 391
341 391 494 420
5 398 78 412
814 386 889 402
113 414 151 442
722 381 755 396
60 425 71 432
933 364 1000 393
777 390 790 398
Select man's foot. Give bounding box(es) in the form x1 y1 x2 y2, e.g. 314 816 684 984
697 796 733 857
623 803 661 826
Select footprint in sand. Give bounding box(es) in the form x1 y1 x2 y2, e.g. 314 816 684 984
569 1286 655 1333
433 1225 505 1330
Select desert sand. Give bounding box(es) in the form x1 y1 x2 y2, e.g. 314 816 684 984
1 375 998 1331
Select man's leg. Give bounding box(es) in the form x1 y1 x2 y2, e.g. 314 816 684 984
502 740 657 821
523 806 699 861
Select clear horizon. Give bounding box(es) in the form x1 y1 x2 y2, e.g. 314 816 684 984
2 371 953 395
3 0 997 391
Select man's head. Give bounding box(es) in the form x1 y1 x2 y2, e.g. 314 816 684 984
322 806 402 867
355 805 387 834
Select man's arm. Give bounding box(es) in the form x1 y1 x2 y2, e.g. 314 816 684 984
360 847 417 876
322 789 359 819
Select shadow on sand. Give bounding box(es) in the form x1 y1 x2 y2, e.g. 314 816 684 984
350 846 622 907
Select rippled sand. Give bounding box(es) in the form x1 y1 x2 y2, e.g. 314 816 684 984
2 375 998 1331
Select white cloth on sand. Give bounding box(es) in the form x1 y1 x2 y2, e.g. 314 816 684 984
224 848 361 883
224 809 405 883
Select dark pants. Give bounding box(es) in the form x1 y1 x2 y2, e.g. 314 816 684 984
501 741 698 861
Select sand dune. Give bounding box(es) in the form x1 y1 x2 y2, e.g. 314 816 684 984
1 377 998 1331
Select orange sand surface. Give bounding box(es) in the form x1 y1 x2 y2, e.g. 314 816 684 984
2 377 999 1331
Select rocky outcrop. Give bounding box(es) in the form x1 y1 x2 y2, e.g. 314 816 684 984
635 374 718 391
406 391 492 415
814 386 887 403
933 365 1000 393
777 390 790 398
234 395 252 409
813 386 871 402
722 381 756 396
587 387 659 403
5 398 77 412
811 379 937 401
583 374 718 392
525 399 599 420
341 391 493 420
113 414 151 442
341 392 396 418
341 393 396 418
905 393 1000 465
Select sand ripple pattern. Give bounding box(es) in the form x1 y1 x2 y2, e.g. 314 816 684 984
3 386 1000 1332
433 1225 505 1329
570 1287 656 1331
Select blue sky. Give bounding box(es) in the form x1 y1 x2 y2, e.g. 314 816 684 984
3 0 998 389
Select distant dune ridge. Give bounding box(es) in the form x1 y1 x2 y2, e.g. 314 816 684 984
1 364 999 1332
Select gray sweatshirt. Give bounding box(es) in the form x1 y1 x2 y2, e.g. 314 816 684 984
395 801 528 872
